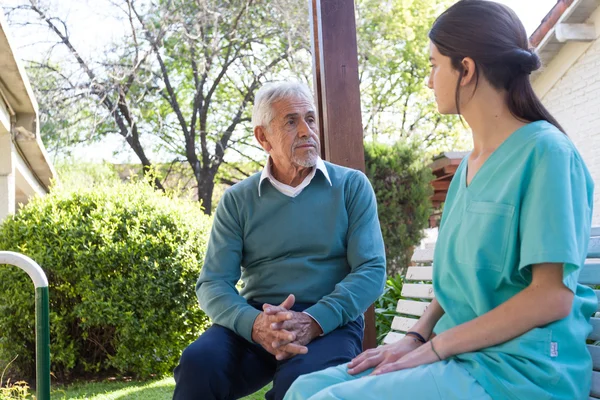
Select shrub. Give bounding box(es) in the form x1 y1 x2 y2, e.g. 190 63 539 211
364 141 433 275
374 274 404 343
0 181 211 380
0 357 30 400
0 381 29 400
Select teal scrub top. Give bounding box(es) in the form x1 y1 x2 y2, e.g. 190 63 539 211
433 121 596 400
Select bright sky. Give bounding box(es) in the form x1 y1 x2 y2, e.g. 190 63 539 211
5 0 558 59
500 0 558 34
2 0 560 162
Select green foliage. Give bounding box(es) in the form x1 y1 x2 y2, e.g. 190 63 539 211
0 181 211 380
374 274 404 343
54 160 121 192
8 0 468 213
356 0 468 153
24 62 99 159
0 357 30 400
365 141 433 275
0 382 29 400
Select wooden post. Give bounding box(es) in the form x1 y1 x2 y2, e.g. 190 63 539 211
309 0 377 350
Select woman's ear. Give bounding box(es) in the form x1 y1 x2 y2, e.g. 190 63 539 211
254 126 272 152
460 57 477 87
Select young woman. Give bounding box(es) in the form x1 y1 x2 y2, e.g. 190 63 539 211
283 1 596 399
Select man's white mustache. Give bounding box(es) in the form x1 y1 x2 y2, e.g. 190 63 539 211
293 139 318 149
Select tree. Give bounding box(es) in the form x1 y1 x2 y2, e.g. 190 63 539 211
6 0 311 214
356 0 467 153
364 141 433 275
24 62 94 157
5 0 467 213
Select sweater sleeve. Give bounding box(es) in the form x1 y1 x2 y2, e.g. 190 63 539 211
196 189 260 343
304 171 386 334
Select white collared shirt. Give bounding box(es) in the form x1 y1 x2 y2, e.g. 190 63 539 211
258 156 332 197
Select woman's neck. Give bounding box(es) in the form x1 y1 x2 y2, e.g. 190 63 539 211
461 87 528 156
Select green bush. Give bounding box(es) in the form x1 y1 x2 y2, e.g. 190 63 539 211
365 141 433 275
0 181 211 380
0 382 29 400
374 274 404 343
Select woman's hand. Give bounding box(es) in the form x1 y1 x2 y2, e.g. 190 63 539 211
347 336 423 375
370 339 442 376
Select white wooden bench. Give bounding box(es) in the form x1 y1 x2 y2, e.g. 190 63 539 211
383 227 600 399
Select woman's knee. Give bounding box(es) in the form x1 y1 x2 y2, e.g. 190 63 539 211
283 365 352 400
284 374 317 400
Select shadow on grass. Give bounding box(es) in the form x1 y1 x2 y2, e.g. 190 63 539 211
49 378 270 400
50 377 174 400
112 384 174 400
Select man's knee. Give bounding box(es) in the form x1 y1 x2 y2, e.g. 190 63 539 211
174 342 221 394
173 329 234 399
271 357 327 400
176 340 216 376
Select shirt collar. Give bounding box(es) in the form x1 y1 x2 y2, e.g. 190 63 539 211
258 156 332 196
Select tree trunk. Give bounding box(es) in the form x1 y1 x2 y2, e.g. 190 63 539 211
197 172 215 215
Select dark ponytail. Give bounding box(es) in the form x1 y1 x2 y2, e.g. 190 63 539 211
429 0 566 133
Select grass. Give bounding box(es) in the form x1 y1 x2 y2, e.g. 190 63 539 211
44 378 271 400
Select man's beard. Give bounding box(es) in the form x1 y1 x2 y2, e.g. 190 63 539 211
292 138 319 167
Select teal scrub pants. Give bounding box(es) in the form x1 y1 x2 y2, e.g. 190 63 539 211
284 359 492 400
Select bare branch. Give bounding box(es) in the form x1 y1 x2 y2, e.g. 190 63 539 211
29 3 97 83
130 2 190 141
221 160 252 179
225 145 265 169
126 0 139 66
212 52 288 173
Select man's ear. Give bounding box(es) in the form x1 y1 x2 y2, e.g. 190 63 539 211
254 126 272 152
460 57 477 87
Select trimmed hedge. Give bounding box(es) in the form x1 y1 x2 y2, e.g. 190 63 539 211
365 141 433 275
0 181 211 380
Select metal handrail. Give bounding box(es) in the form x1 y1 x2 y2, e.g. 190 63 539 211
0 251 50 400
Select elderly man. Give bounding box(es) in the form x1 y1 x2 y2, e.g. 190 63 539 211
173 81 386 400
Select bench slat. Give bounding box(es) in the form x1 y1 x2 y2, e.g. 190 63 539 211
580 261 600 285
591 227 600 237
391 316 419 332
592 371 600 398
588 345 600 371
590 318 600 342
590 236 600 258
396 299 430 317
405 266 433 282
401 283 435 299
382 331 405 345
410 248 434 264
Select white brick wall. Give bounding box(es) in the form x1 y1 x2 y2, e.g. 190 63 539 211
540 36 600 227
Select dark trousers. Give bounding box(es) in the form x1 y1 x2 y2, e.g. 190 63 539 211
173 302 363 400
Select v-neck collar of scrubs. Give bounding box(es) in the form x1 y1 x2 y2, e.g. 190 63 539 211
463 121 541 193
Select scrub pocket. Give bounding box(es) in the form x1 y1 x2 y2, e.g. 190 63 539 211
485 327 562 392
456 201 515 271
490 327 553 356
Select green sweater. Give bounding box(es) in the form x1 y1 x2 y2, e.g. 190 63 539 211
196 161 386 342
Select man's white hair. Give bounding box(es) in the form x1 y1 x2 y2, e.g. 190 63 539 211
251 81 315 129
